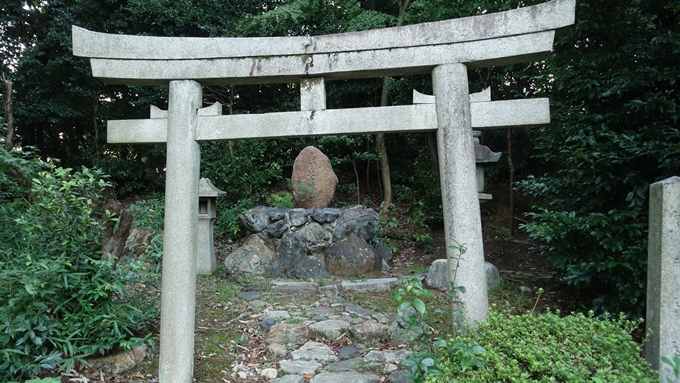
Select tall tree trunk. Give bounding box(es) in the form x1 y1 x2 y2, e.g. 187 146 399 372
2 73 15 151
377 0 411 215
507 127 515 238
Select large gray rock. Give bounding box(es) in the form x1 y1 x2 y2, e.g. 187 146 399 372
333 207 380 242
291 256 330 280
224 234 276 279
268 232 307 277
291 341 338 363
309 320 350 340
263 219 288 238
348 320 389 342
424 259 503 291
292 146 338 209
308 208 340 223
324 233 382 278
266 323 310 345
238 206 272 233
297 222 332 243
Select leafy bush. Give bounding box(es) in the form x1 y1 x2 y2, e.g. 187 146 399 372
429 309 657 382
0 156 157 381
266 191 294 208
215 198 258 239
129 193 165 235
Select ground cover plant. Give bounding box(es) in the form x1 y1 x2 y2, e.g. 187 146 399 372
428 308 657 382
0 150 157 382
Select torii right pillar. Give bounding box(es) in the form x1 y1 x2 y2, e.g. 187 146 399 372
433 63 488 326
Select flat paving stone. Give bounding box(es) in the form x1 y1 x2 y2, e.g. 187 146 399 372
273 281 319 294
279 359 322 375
271 375 305 383
291 341 338 363
337 346 359 359
345 303 373 316
341 278 400 293
309 320 350 340
324 357 363 372
309 372 381 383
236 291 260 301
263 310 291 321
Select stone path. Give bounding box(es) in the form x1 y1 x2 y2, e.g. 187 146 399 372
231 279 420 383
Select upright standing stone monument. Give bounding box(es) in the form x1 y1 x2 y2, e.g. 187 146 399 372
646 176 680 382
72 1 575 380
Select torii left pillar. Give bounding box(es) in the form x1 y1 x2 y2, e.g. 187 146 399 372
159 80 202 383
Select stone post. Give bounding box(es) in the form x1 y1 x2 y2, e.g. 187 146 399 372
646 176 680 381
432 63 488 326
159 80 202 383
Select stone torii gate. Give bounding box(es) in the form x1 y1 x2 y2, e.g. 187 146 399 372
72 1 574 381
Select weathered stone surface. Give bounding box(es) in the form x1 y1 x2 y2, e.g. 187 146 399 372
266 323 310 345
292 146 338 209
646 176 680 382
261 318 277 330
224 234 276 279
122 227 153 257
272 281 319 294
309 372 381 383
271 375 305 383
389 370 414 383
263 219 288 238
308 208 340 223
348 320 389 342
291 256 331 280
263 310 292 321
269 208 288 222
340 347 360 360
292 341 338 363
374 243 393 262
288 208 309 227
345 303 373 316
325 233 382 278
333 207 380 242
270 232 307 277
239 206 272 233
297 222 332 243
363 350 412 364
325 356 362 372
279 359 322 375
87 345 146 376
267 343 289 357
388 306 424 342
236 291 260 301
341 278 400 293
485 262 502 289
310 320 350 340
261 368 278 379
425 259 502 291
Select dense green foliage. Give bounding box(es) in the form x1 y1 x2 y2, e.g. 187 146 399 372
0 149 157 381
519 0 680 316
2 0 679 317
429 309 657 382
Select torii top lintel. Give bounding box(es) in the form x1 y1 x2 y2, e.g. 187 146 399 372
72 0 575 86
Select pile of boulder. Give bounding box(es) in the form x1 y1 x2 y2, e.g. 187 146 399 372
224 205 393 281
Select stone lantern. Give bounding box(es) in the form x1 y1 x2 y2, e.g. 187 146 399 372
474 130 501 200
197 178 226 275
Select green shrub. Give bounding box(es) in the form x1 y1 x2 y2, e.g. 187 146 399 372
428 309 657 383
215 198 258 240
0 160 157 382
266 190 294 208
129 193 165 235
